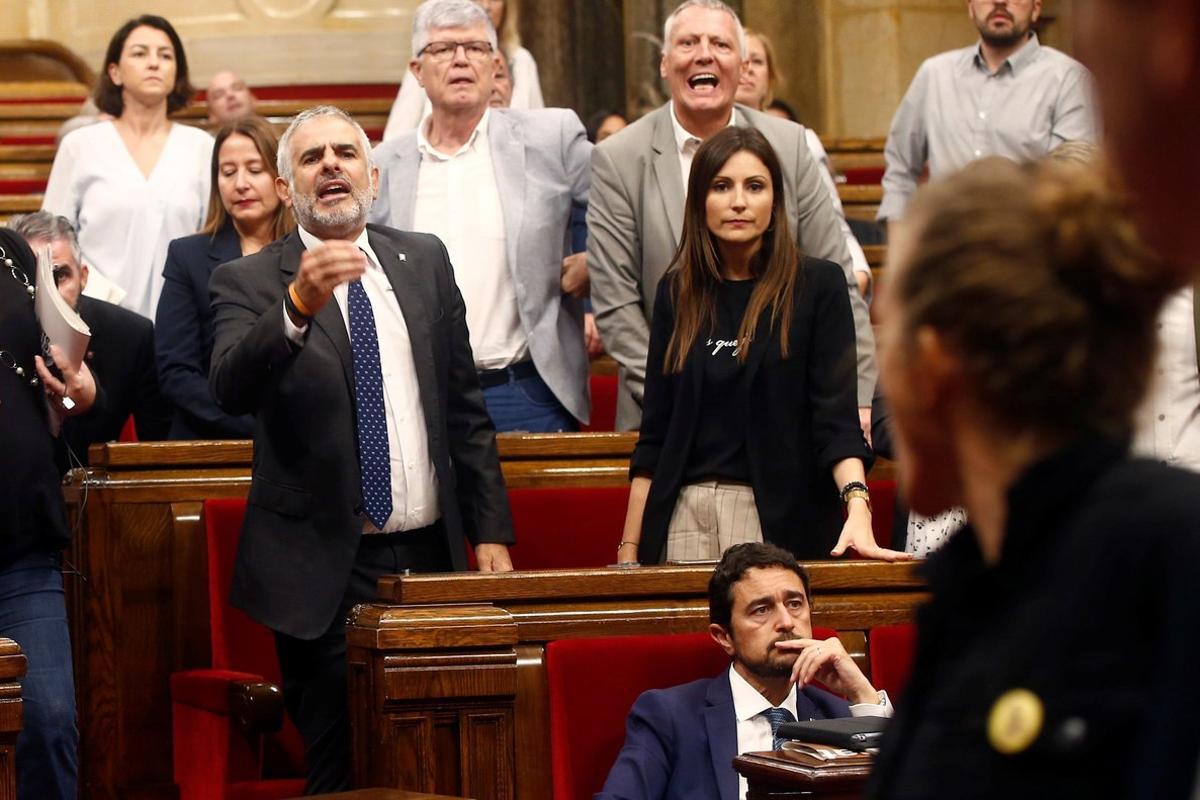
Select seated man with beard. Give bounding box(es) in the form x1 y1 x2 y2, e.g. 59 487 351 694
598 542 892 800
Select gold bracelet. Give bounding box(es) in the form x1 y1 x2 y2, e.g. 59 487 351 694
843 488 872 512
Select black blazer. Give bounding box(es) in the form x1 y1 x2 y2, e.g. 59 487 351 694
156 224 254 439
209 225 514 640
0 228 69 563
631 258 871 563
63 294 171 462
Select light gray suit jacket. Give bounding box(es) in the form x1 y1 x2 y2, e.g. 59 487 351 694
370 107 592 423
587 103 877 430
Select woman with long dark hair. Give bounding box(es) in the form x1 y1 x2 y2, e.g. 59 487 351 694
616 126 907 565
42 15 212 320
155 115 292 439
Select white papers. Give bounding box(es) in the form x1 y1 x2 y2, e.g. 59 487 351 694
34 244 90 367
34 244 91 435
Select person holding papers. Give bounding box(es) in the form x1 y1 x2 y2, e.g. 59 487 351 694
0 227 98 800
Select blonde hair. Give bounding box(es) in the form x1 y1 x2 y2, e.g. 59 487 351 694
495 0 522 57
744 28 783 108
894 157 1173 439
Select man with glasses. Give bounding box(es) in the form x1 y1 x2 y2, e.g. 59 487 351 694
878 0 1098 227
372 0 592 432
10 211 169 462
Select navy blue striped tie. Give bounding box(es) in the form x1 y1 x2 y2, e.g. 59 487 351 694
762 706 797 751
347 276 392 529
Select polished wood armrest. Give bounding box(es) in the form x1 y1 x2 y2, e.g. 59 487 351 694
229 680 285 734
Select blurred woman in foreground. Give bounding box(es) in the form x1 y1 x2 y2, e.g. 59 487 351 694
868 157 1200 798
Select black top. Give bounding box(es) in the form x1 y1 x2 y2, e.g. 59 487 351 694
0 229 69 564
868 436 1200 799
683 278 755 483
156 224 254 440
631 258 871 562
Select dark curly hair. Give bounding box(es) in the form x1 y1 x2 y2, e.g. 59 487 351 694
708 542 810 631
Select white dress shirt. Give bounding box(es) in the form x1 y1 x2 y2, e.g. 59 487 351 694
728 664 892 800
285 225 440 533
1134 288 1200 472
41 120 213 319
411 110 527 370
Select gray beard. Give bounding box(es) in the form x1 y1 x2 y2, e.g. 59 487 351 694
290 181 371 237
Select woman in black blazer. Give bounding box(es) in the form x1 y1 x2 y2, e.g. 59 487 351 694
617 127 909 565
155 115 291 439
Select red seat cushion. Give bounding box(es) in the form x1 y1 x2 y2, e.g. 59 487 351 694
582 374 618 432
547 626 838 800
867 478 897 548
468 486 631 570
869 623 917 702
200 499 305 779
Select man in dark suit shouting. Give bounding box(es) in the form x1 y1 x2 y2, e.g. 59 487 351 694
209 105 514 793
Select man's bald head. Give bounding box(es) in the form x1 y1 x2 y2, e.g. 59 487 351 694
206 70 255 125
1076 0 1200 272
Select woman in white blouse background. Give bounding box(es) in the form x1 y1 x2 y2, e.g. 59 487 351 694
42 15 213 320
383 0 544 140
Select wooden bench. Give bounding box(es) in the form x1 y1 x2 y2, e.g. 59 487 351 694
837 184 882 222
0 638 25 799
345 563 925 798
64 436 899 798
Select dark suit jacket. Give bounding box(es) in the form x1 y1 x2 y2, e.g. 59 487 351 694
209 225 514 640
597 672 850 800
630 259 872 562
63 294 171 462
156 224 254 440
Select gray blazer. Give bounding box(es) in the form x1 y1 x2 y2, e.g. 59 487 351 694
370 107 592 424
587 103 877 430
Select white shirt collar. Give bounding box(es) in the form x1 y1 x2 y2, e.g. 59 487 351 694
668 101 738 156
296 224 378 270
728 664 798 724
417 107 491 161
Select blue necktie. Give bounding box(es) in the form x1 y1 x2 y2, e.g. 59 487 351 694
762 706 797 751
347 276 392 529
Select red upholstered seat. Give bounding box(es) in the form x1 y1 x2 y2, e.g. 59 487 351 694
546 627 839 800
867 478 897 548
840 166 886 185
581 373 618 432
869 623 917 702
468 486 630 570
170 498 305 800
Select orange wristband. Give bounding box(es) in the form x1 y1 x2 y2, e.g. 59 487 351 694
288 282 314 318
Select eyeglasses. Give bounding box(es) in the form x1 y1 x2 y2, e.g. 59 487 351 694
418 40 494 62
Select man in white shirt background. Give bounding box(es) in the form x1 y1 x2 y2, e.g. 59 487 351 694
878 0 1098 227
598 542 891 800
371 0 592 432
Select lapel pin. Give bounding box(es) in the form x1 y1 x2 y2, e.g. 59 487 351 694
987 687 1044 755
398 253 406 262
